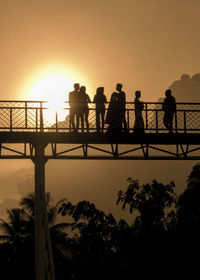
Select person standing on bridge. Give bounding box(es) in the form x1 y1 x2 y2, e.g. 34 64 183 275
79 86 91 133
105 86 122 134
93 87 107 133
68 83 80 132
117 83 127 133
133 90 144 133
162 89 176 133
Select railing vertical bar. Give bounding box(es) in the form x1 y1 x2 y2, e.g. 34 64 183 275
145 103 148 130
25 101 28 129
175 110 178 133
156 110 158 133
10 108 12 132
36 109 38 132
40 102 44 132
184 111 187 133
127 109 130 133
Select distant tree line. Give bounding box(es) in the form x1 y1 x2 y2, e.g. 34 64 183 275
1 163 200 279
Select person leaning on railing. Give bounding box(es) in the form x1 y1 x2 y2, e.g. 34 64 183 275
162 89 176 133
93 87 107 133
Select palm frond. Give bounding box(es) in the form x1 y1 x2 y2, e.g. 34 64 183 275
0 235 12 242
50 222 72 232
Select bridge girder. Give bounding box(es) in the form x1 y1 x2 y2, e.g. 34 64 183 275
0 132 200 160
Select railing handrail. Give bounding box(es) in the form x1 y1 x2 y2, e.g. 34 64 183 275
0 100 200 105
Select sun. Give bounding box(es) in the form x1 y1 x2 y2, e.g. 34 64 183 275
22 65 86 124
27 74 72 123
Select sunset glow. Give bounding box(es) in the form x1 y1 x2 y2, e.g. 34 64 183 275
23 65 84 123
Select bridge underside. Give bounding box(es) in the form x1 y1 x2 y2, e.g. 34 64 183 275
0 132 200 160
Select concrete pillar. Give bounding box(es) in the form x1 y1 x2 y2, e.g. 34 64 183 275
32 143 55 280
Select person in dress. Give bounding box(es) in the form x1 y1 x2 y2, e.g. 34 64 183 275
133 90 144 133
105 89 121 134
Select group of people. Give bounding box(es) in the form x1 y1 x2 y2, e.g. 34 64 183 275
68 83 176 134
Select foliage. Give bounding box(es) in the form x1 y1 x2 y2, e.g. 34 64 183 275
117 178 177 233
1 164 200 279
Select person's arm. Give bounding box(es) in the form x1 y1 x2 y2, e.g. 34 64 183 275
162 99 166 110
87 94 92 103
174 98 176 112
68 92 72 105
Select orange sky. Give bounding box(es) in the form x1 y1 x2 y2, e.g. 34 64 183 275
0 0 200 222
1 0 200 101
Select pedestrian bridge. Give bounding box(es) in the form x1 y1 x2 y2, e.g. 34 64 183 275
0 100 200 160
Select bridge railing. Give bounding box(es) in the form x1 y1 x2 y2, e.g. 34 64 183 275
0 101 200 133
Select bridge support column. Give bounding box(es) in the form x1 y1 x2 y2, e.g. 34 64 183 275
32 143 55 280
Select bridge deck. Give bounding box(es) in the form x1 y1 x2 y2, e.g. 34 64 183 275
0 131 200 144
0 132 199 160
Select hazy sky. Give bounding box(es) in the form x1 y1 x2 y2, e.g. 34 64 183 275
1 0 200 100
0 0 200 222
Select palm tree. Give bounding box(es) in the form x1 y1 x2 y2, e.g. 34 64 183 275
0 193 75 279
0 207 34 279
19 193 77 263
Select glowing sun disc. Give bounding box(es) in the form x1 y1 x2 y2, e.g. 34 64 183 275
27 74 73 123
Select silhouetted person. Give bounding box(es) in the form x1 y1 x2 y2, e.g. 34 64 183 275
162 89 176 133
79 86 91 133
93 87 107 133
68 83 80 132
105 88 122 134
116 83 127 133
75 86 84 133
133 90 144 133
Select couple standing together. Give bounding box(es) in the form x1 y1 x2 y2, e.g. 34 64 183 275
68 83 91 133
106 84 144 134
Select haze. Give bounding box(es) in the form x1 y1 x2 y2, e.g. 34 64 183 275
0 0 200 221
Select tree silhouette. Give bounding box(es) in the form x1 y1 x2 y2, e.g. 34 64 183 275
1 165 200 279
117 178 177 234
164 163 200 279
58 199 121 280
0 193 74 280
0 208 34 279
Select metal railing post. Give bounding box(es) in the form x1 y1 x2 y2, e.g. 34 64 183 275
145 103 148 131
25 102 28 129
156 110 158 133
10 108 13 132
40 102 44 132
184 110 187 133
175 110 178 133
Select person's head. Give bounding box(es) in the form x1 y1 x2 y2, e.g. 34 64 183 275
135 90 141 98
116 83 122 92
96 87 104 95
80 85 86 93
74 83 80 91
165 89 171 97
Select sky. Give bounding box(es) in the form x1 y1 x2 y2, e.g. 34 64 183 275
0 0 200 223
